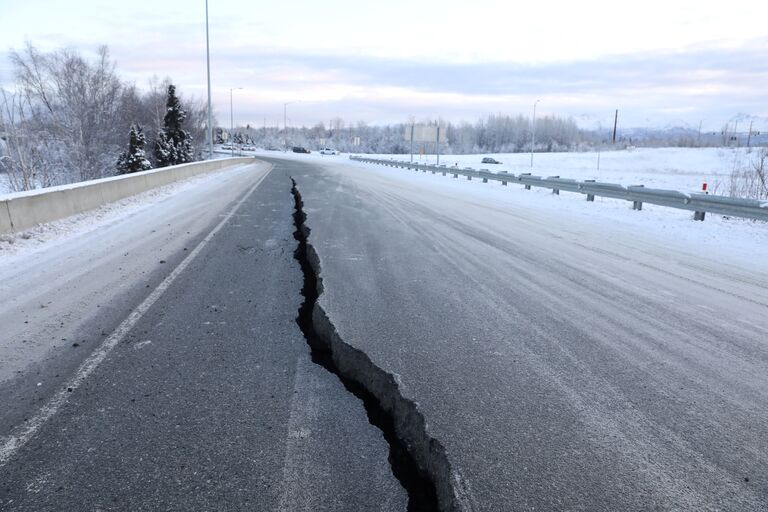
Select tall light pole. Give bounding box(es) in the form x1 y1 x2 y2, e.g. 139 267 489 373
531 99 540 168
230 87 243 157
283 101 299 151
205 0 213 160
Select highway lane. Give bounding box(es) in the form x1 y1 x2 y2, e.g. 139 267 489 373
286 156 768 511
1 164 273 442
1 163 406 511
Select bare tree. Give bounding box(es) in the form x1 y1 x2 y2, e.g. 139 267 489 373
728 148 768 199
0 88 54 191
10 44 126 183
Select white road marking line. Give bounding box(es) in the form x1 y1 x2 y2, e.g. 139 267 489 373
0 164 273 466
276 355 321 512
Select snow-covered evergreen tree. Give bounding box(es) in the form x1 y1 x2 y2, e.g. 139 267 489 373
154 85 194 167
116 124 152 174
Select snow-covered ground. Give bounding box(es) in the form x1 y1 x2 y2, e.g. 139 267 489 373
359 147 761 194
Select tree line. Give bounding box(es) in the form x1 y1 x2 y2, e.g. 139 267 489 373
227 115 588 156
228 117 757 156
0 44 206 192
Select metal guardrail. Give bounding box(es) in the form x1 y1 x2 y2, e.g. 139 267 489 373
349 156 768 222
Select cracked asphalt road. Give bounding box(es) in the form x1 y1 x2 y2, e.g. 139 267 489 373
286 155 768 511
0 162 405 511
4 153 768 511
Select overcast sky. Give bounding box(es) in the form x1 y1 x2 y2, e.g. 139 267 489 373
1 0 766 130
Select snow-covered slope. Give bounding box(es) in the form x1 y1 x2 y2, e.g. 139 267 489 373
361 147 761 194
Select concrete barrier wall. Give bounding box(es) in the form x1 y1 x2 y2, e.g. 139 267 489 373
0 157 255 234
0 202 12 234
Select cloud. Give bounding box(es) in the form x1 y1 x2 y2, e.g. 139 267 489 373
2 35 766 130
189 38 766 128
214 39 768 97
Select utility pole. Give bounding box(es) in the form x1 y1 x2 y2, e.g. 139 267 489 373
410 122 415 163
531 99 540 168
612 109 618 144
205 0 213 159
697 120 702 147
230 87 242 157
283 102 294 151
747 120 754 147
436 125 441 166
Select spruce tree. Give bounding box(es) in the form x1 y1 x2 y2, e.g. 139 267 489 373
116 124 152 174
154 85 194 167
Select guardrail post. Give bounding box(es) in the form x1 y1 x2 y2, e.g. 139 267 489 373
520 173 531 190
442 170 447 176
694 184 708 220
631 185 644 210
584 180 595 201
481 169 489 183
500 171 508 185
550 176 560 195
453 173 458 178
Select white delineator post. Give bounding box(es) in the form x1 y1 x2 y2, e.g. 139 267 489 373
694 182 708 221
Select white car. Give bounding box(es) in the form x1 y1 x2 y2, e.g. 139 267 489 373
319 148 339 155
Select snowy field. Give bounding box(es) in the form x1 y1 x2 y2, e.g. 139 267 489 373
360 147 761 194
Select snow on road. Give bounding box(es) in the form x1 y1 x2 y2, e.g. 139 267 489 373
264 149 768 277
0 162 269 382
291 154 768 510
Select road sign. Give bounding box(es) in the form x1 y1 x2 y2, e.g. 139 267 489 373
404 124 449 143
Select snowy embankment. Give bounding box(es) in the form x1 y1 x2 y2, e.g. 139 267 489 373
0 163 257 255
364 147 758 193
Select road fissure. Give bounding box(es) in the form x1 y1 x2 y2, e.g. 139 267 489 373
291 178 457 512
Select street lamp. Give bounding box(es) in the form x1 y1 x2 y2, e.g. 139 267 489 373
283 101 299 151
230 87 243 157
205 0 213 160
531 99 540 168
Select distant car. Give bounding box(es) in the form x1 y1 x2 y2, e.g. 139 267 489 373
319 148 339 155
222 144 233 150
292 146 310 154
481 157 501 164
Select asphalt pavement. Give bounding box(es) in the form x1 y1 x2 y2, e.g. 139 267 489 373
288 155 768 511
0 162 406 511
4 153 768 511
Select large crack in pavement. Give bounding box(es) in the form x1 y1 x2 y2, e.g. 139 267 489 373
291 178 461 512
